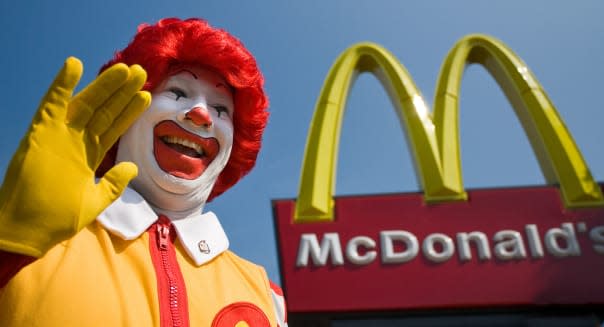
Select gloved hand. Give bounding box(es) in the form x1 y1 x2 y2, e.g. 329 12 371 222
0 57 150 257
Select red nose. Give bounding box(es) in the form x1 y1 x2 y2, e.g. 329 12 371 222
185 107 212 127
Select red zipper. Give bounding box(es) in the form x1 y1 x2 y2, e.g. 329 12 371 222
149 215 190 327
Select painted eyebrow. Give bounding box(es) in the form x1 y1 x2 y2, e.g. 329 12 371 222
172 69 198 80
182 69 198 79
172 69 233 94
215 82 235 95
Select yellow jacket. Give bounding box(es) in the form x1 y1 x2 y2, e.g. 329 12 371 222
0 187 286 327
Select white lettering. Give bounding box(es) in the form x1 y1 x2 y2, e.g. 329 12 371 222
589 225 604 254
294 222 603 268
457 231 491 261
380 230 419 264
296 233 344 267
493 230 527 260
346 236 377 265
423 233 454 263
544 223 581 257
525 224 544 258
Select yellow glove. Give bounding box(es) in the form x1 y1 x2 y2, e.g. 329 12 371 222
0 57 151 257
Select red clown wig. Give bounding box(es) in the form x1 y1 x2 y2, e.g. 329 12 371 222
97 18 269 201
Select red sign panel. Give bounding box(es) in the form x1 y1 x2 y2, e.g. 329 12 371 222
273 185 604 313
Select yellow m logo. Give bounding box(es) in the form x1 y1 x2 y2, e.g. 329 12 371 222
295 34 604 223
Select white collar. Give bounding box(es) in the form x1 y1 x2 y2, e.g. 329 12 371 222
97 186 229 266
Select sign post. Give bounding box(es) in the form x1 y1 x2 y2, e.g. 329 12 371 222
273 35 604 315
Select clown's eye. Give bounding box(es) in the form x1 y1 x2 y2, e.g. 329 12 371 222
212 105 229 117
169 88 187 101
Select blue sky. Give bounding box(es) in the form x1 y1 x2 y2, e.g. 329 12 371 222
0 1 602 283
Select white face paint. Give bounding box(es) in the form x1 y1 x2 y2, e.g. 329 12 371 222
116 67 234 219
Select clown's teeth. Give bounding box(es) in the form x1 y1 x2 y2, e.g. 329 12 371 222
162 136 204 155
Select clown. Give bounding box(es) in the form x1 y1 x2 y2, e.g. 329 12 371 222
0 18 287 326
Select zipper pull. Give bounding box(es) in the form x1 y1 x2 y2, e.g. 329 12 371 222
157 222 170 251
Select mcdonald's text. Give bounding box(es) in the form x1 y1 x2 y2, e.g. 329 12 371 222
296 222 604 267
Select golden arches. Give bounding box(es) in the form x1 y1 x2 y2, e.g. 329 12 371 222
294 35 603 223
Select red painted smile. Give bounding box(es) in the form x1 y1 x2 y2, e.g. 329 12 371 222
153 120 219 179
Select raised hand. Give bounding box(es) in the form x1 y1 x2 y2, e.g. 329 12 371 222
0 57 150 257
